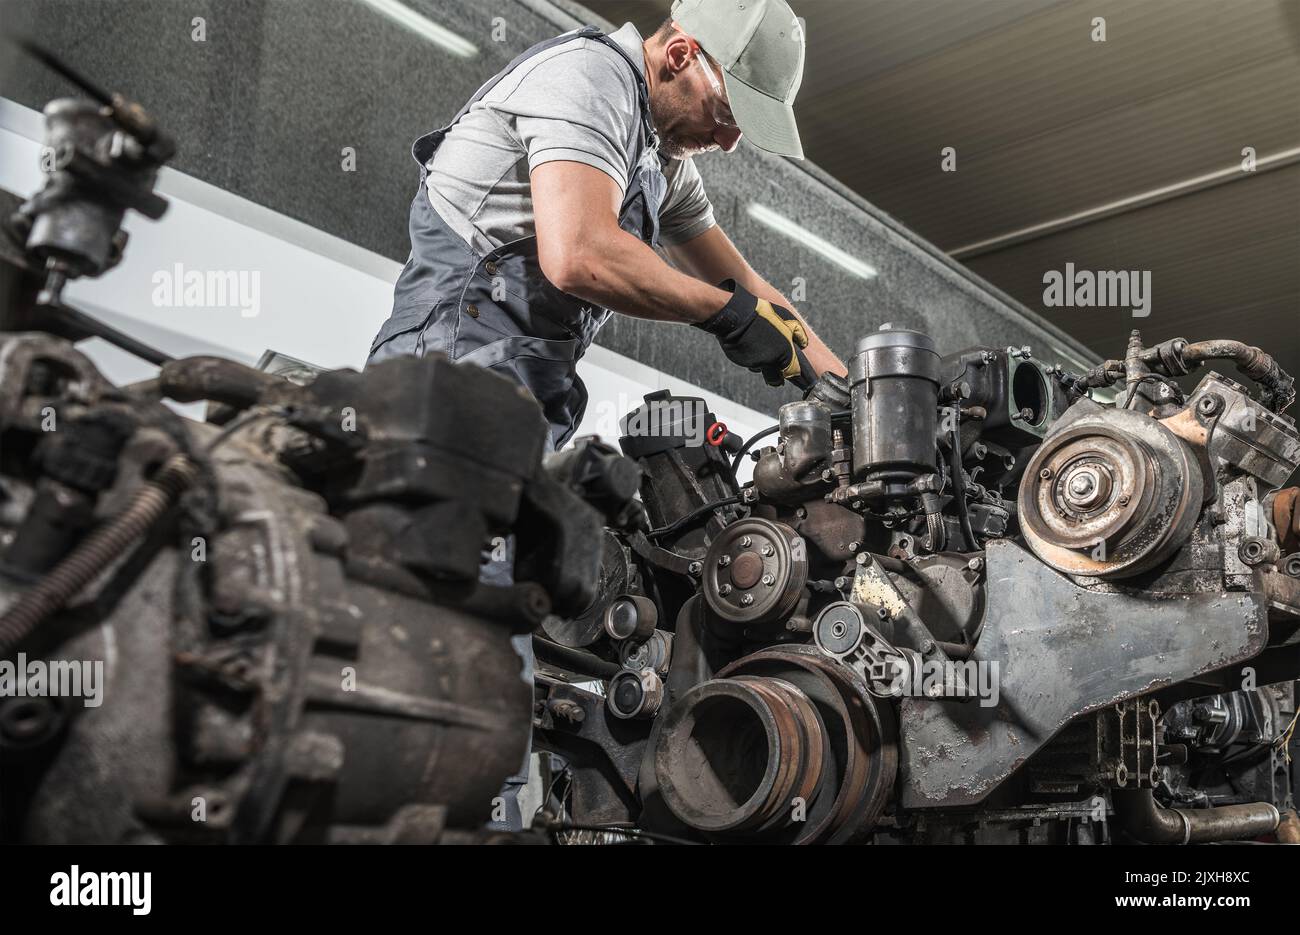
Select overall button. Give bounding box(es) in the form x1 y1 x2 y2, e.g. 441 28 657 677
465 303 479 318
484 260 498 276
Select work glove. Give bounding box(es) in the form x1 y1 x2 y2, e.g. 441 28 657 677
695 281 815 389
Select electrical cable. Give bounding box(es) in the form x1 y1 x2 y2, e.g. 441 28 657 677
1122 373 1184 410
646 494 742 541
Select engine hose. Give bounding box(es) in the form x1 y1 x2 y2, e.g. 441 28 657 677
532 636 621 680
647 494 742 541
0 453 199 657
921 492 945 553
1181 340 1295 413
1112 789 1279 845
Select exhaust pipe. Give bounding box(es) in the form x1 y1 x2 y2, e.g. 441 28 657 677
1113 789 1279 845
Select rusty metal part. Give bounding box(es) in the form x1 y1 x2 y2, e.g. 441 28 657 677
1175 374 1300 488
653 674 826 838
653 645 895 843
1112 789 1279 844
1178 339 1295 413
1274 487 1300 554
1019 401 1202 578
898 539 1268 809
1277 808 1300 843
0 453 198 656
700 517 807 627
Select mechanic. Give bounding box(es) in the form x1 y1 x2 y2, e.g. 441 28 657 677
367 0 846 453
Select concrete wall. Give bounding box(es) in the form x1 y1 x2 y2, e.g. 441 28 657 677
0 0 1098 418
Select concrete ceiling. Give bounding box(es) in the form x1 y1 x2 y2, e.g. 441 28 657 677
585 0 1300 395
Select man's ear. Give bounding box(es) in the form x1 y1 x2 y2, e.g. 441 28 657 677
661 33 697 77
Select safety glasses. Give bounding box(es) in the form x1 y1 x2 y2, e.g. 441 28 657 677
694 52 738 129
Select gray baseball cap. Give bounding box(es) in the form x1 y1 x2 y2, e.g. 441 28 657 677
670 0 806 159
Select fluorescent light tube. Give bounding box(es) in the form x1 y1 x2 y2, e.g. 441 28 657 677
358 0 479 59
745 203 877 280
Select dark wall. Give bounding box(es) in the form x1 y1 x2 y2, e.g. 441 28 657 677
1 0 1097 412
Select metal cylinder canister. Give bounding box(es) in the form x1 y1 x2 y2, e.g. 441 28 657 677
850 326 940 483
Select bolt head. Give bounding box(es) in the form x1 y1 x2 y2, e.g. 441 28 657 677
718 554 731 567
739 536 752 548
718 583 732 596
1039 468 1052 479
740 593 754 606
761 573 775 586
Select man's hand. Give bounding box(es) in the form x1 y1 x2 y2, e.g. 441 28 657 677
696 281 815 387
665 226 846 379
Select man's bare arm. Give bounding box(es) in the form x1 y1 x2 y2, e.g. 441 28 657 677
531 161 730 324
665 224 846 377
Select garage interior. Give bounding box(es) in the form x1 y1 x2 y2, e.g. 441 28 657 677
0 0 1298 853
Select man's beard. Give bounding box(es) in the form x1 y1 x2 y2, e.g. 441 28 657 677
650 89 718 160
658 135 718 160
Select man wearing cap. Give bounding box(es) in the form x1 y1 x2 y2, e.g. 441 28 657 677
368 0 844 453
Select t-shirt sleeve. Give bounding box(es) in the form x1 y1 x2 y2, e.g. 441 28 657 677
658 157 717 246
498 44 640 193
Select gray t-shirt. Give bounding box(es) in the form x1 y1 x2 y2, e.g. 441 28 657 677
424 23 716 256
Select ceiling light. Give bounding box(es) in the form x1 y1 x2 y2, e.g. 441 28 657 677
746 203 877 280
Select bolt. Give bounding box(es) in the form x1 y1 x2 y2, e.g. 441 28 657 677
1117 494 1130 506
920 639 935 655
1039 468 1052 480
1068 473 1096 497
834 576 848 589
718 583 733 596
761 573 775 587
717 554 731 567
856 552 870 565
967 556 984 573
851 500 863 510
549 700 585 724
687 561 702 575
877 607 891 621
740 535 752 548
761 544 774 557
848 541 861 552
740 594 754 606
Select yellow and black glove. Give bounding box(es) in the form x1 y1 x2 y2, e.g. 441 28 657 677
695 281 814 388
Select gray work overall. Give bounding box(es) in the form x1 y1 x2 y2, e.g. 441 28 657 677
368 26 664 830
368 25 668 453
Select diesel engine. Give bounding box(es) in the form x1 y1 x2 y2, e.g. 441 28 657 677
532 326 1300 845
